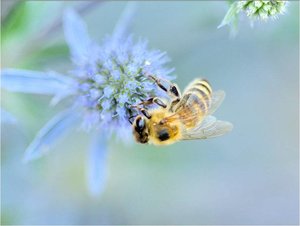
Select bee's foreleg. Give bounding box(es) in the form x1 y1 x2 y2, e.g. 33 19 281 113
135 97 167 108
153 97 167 108
140 108 151 119
131 105 152 119
128 115 138 124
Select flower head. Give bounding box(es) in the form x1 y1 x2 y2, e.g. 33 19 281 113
237 0 287 20
1 3 174 196
73 35 174 136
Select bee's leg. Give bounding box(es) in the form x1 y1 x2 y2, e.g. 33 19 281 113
153 97 167 108
148 74 182 112
169 84 181 99
148 75 181 99
140 108 151 119
131 105 152 119
128 115 138 124
169 98 181 112
136 97 167 108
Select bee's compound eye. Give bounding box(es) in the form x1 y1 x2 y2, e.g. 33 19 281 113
136 117 145 130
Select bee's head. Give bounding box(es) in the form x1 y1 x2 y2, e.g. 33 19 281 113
132 115 149 144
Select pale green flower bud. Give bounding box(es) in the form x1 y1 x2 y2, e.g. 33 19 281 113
237 0 287 21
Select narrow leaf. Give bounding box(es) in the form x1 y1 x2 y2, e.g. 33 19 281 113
63 8 91 62
87 132 108 196
1 1 29 42
23 110 79 162
218 2 239 29
1 69 75 95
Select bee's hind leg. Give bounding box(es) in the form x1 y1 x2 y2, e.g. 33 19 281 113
148 75 181 99
169 98 181 112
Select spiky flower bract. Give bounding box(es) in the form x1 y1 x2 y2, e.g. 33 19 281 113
1 3 175 196
237 0 287 20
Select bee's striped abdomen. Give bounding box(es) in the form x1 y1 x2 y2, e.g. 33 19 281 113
185 78 212 114
170 78 213 129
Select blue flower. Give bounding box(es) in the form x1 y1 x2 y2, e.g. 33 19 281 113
1 3 175 196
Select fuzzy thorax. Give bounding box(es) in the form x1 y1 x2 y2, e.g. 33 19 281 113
145 108 182 145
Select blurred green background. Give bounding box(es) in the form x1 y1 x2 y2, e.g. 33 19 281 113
1 1 299 225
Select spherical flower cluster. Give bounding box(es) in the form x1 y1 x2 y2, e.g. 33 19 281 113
237 0 287 20
73 36 174 136
1 4 175 195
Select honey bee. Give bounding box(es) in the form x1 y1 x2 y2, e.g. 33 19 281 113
130 75 233 145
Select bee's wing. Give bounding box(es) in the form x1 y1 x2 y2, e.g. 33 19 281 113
165 93 205 128
165 89 227 131
173 90 225 116
181 115 233 140
207 90 225 115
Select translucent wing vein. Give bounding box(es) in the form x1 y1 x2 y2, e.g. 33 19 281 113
181 116 233 140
